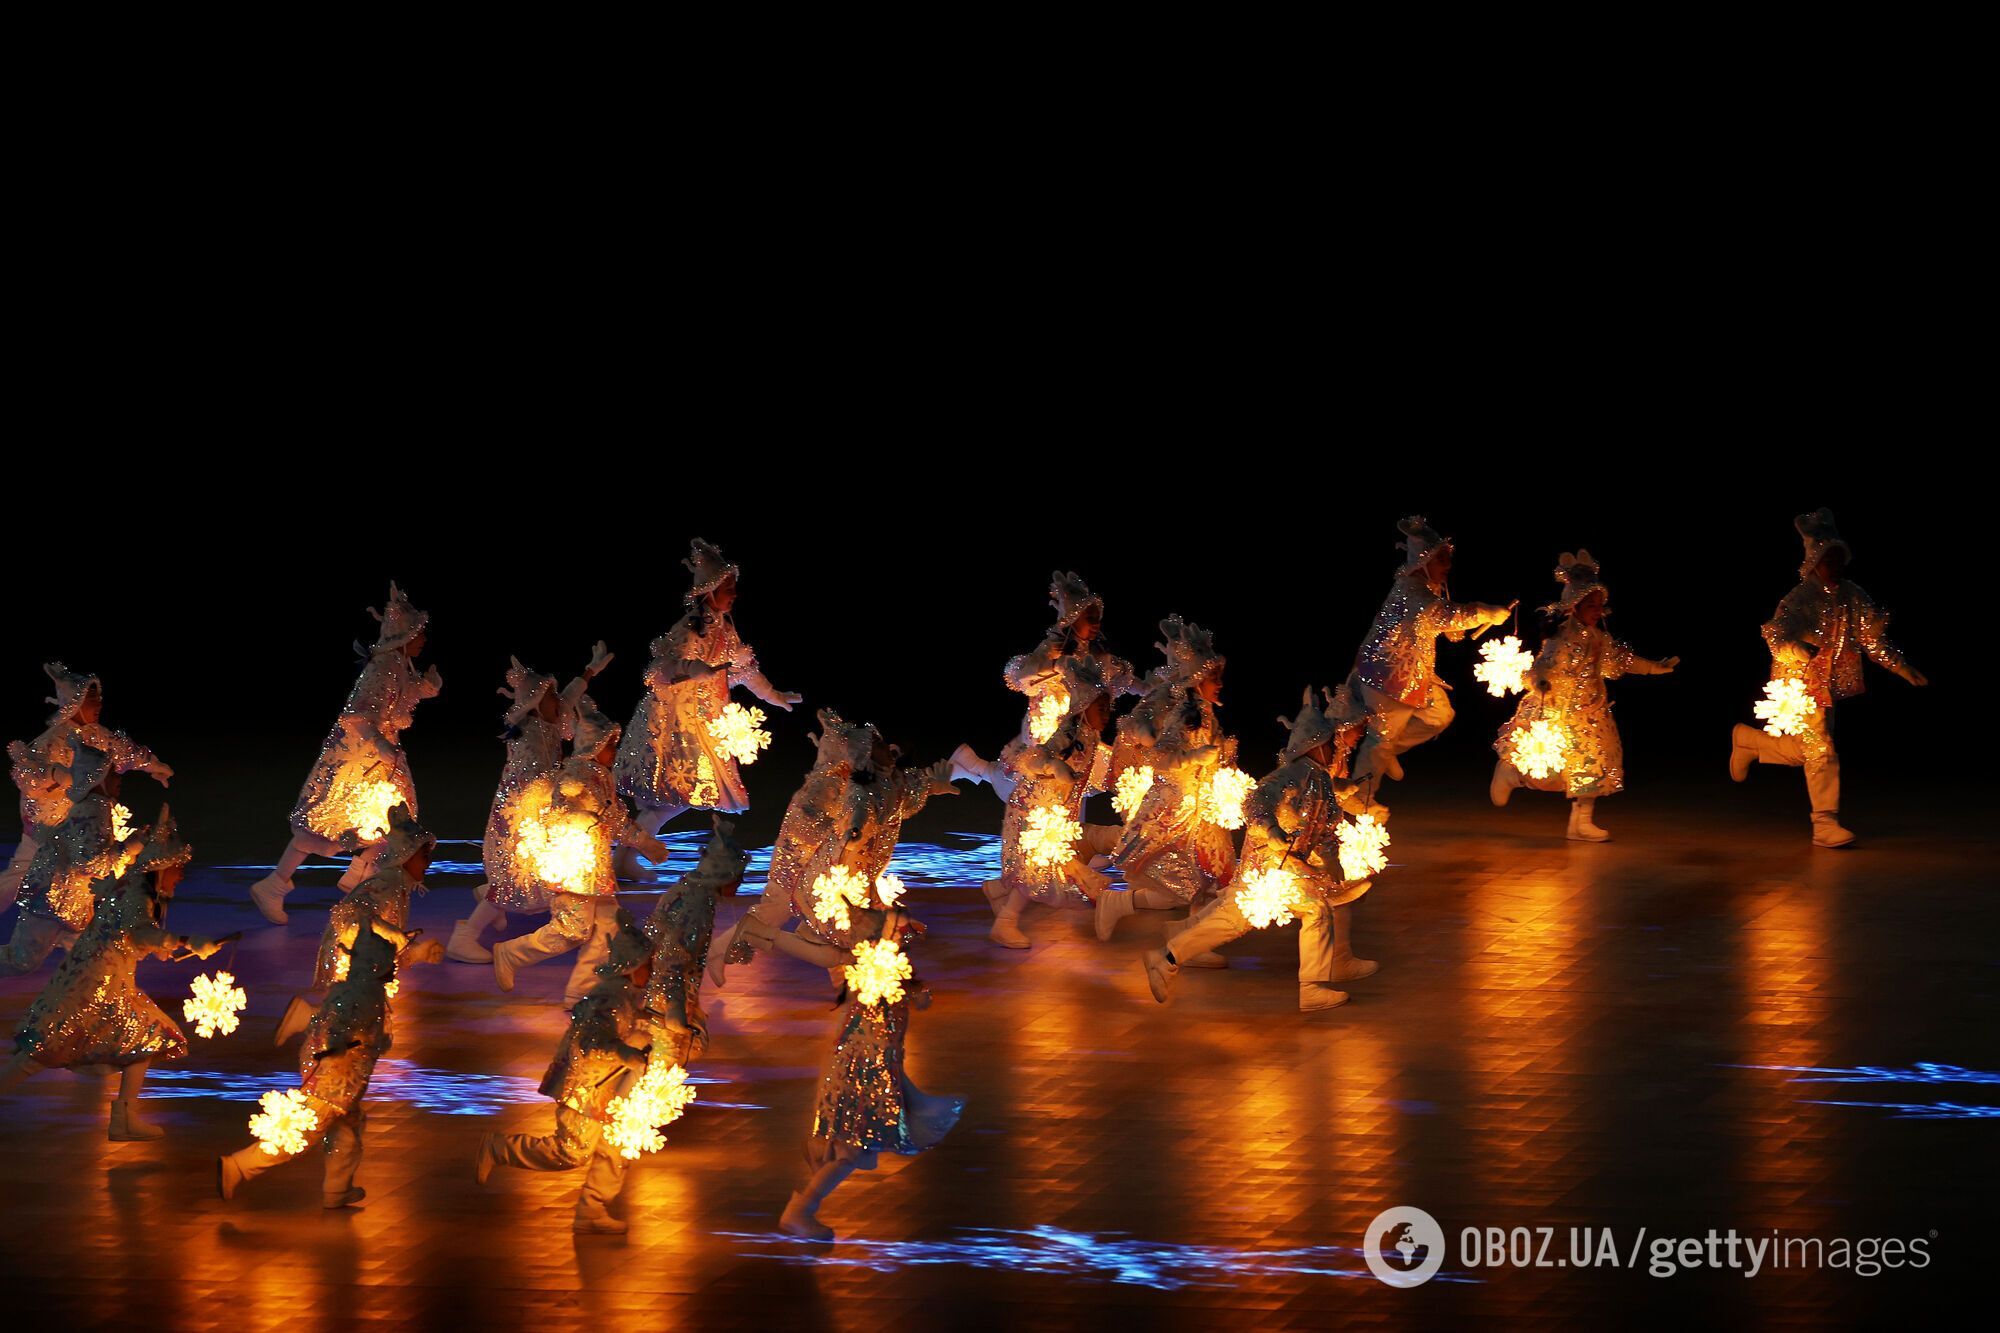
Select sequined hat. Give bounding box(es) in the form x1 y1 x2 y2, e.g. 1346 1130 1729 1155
808 708 880 768
1397 516 1452 570
499 656 559 729
1795 508 1851 579
375 803 436 870
1155 616 1223 685
1049 571 1103 631
595 908 653 975
132 804 193 873
1547 549 1607 615
369 582 430 650
573 706 623 757
42 662 102 721
1278 686 1341 763
683 539 740 603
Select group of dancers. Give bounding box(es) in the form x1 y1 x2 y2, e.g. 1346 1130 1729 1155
0 513 1926 1239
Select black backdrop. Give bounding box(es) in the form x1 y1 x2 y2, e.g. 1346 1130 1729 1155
1 459 1974 860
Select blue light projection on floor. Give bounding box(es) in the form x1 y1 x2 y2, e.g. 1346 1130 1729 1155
140 1061 753 1115
1734 1063 2000 1120
716 1226 1476 1288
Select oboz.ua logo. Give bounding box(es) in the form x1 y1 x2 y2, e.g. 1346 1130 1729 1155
1364 1206 1447 1287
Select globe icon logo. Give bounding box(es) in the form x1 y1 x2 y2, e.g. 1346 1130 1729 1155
1363 1206 1446 1287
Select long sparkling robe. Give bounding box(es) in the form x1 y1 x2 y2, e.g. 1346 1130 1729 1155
762 763 868 922
541 981 647 1123
643 879 721 1066
289 648 436 845
482 714 565 914
1112 703 1238 904
14 875 202 1068
1498 621 1668 798
1000 743 1107 907
797 762 958 952
18 791 130 930
527 758 634 940
617 613 784 814
298 971 394 1121
313 866 418 989
810 988 959 1170
1352 570 1502 706
999 634 1136 773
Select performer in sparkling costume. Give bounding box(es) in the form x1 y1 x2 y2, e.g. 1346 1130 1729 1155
951 572 1138 798
4 663 170 910
614 539 799 881
742 907 964 1242
643 818 747 1068
492 706 670 1007
447 644 614 963
1346 517 1513 803
1 741 139 975
1730 509 1927 846
1490 552 1679 840
476 911 657 1234
272 804 437 1046
0 808 223 1137
218 910 443 1208
1144 687 1380 1012
249 584 440 924
983 658 1118 949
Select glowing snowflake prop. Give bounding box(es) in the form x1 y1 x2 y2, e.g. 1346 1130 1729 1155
1506 718 1569 781
517 808 597 894
1202 766 1254 830
810 864 873 932
1475 635 1534 697
707 702 773 764
1020 804 1082 869
182 971 247 1039
1028 688 1070 744
314 778 403 843
1337 813 1391 881
602 1055 697 1160
249 1088 319 1157
1754 676 1819 738
1112 765 1154 820
846 936 914 1007
1234 865 1304 929
112 802 137 841
873 872 906 908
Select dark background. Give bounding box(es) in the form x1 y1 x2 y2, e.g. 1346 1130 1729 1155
1 454 1974 860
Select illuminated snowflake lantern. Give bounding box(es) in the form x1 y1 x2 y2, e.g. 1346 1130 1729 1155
1028 687 1070 745
1337 813 1391 881
249 1088 320 1157
1507 718 1569 781
1113 765 1154 820
1754 677 1819 738
183 971 247 1039
846 936 914 1007
1202 766 1255 830
1475 636 1534 697
872 872 906 908
112 802 137 842
810 864 873 932
707 702 773 764
312 777 403 843
1234 865 1304 929
517 808 597 894
603 1056 697 1160
1021 804 1082 869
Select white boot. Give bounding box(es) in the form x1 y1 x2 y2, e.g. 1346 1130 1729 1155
1142 947 1179 1003
249 873 291 925
1567 797 1611 842
1812 812 1857 848
1730 723 1762 782
574 1201 628 1234
1093 888 1135 942
1299 983 1349 1012
1490 759 1523 807
109 1097 164 1141
447 897 507 964
990 888 1030 949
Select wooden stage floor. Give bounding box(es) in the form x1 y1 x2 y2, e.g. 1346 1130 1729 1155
2 785 1994 1329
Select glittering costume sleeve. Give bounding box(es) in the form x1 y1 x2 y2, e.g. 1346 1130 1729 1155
1765 579 1908 705
1354 573 1507 706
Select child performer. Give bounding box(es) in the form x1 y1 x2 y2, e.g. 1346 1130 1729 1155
4 663 171 909
614 539 799 880
1491 552 1678 840
492 707 671 1007
642 818 748 1068
476 911 656 1234
1730 509 1928 847
1 741 139 975
742 906 964 1242
218 910 444 1208
1346 517 1512 802
951 572 1138 797
0 808 225 1137
1145 687 1379 1012
448 644 614 963
249 584 440 924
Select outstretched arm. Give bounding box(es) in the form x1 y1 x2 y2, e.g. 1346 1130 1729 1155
728 643 801 710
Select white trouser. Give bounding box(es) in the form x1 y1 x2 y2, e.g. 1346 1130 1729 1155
1166 892 1336 984
1748 709 1840 818
490 1104 629 1211
225 1105 364 1203
1352 679 1454 799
